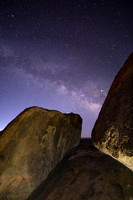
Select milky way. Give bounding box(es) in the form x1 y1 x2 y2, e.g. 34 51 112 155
0 0 133 137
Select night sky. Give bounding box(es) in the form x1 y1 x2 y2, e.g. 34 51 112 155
0 0 133 137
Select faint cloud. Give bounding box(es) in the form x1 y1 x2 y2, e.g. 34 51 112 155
0 41 104 115
47 80 101 113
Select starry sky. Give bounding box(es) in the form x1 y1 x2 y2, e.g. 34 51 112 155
0 0 133 137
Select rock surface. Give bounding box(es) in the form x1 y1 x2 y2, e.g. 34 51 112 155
92 53 133 171
0 106 82 200
27 139 133 200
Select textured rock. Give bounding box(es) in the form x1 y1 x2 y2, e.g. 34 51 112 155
27 139 133 200
0 106 82 200
92 53 133 171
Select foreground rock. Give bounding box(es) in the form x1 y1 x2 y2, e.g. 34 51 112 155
92 53 133 171
27 139 133 200
0 106 82 200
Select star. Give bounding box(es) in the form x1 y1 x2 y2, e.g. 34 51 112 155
0 0 132 138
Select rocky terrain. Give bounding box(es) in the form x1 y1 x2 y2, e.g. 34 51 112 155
0 107 82 200
27 139 133 200
26 53 133 200
92 53 133 171
0 53 133 200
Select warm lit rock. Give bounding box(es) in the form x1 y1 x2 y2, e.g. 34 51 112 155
0 106 82 200
92 53 133 171
27 139 133 200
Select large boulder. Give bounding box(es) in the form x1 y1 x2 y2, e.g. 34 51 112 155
0 106 82 200
92 53 133 171
27 139 133 200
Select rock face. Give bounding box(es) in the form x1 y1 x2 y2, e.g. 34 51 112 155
0 106 82 200
92 53 133 171
27 139 133 200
